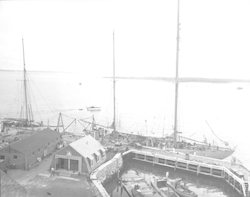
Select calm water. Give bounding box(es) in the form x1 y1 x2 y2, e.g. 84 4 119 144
0 70 249 170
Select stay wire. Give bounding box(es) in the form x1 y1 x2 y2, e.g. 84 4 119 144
27 75 42 122
30 79 57 118
5 79 22 117
0 44 19 69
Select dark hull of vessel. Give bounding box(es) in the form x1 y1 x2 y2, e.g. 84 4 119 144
131 189 144 197
120 132 235 160
157 180 197 197
87 106 101 111
165 148 235 160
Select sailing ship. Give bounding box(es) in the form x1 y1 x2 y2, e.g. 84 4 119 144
83 11 235 160
140 0 235 159
168 0 235 159
1 38 44 133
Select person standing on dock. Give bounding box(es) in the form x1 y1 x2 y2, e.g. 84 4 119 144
50 167 55 177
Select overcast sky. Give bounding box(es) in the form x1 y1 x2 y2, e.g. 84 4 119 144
0 0 249 79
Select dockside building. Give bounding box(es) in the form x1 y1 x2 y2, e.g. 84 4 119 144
51 135 106 175
0 128 60 170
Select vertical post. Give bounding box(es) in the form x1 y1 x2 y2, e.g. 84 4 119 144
101 129 104 144
29 106 34 129
116 158 120 193
113 31 116 135
68 158 70 171
120 179 123 196
117 158 119 178
56 113 65 132
174 0 180 148
19 105 23 123
56 113 61 131
8 141 10 168
92 115 96 139
22 38 29 127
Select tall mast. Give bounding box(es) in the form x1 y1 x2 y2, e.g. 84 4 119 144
174 0 180 147
22 37 29 126
113 31 116 134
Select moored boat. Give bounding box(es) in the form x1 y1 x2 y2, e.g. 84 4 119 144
135 0 235 160
0 38 48 134
150 175 178 197
87 106 101 111
121 170 144 182
121 170 162 197
164 173 197 197
164 145 235 160
131 186 144 197
86 12 236 161
166 178 197 197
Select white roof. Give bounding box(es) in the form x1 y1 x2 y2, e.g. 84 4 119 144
87 155 94 160
69 135 104 158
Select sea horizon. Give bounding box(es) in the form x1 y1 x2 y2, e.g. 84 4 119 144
1 69 250 83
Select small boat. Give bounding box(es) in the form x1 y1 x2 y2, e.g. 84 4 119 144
237 87 243 90
87 106 101 111
164 173 197 197
166 178 197 197
150 175 180 197
121 170 162 197
121 170 144 182
131 186 144 197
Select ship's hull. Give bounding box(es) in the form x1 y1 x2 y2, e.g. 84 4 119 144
166 181 197 197
87 107 101 111
151 177 197 197
165 148 235 160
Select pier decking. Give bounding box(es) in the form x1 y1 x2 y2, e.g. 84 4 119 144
123 147 250 197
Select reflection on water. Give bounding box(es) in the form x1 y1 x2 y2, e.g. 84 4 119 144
103 159 242 197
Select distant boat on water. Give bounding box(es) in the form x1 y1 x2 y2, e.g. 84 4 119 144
87 106 101 111
237 87 243 90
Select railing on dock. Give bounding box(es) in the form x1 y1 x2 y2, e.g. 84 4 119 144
127 148 250 197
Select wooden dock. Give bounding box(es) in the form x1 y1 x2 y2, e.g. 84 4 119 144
122 147 250 197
